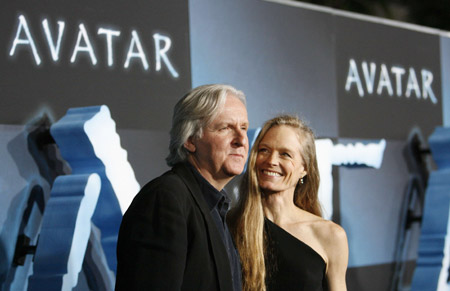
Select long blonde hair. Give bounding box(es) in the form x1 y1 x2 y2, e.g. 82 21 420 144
229 115 321 291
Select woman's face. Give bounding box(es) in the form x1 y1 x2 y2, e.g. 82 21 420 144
256 125 307 196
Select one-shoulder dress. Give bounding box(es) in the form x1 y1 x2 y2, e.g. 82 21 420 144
264 218 328 291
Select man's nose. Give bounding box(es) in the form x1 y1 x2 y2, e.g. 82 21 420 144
232 129 248 147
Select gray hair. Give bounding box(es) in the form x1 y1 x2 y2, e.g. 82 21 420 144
166 84 246 167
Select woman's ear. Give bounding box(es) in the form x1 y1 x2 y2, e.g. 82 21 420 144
183 137 196 153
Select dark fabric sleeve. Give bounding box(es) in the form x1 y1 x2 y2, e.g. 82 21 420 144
115 182 188 290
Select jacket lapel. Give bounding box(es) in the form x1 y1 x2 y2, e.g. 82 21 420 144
173 163 233 291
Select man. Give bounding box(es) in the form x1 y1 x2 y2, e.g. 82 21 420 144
115 84 249 290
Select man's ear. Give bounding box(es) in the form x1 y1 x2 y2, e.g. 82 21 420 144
183 137 196 153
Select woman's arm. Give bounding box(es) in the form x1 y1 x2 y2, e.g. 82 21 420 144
325 223 349 291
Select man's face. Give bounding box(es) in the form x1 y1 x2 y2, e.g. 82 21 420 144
185 94 249 189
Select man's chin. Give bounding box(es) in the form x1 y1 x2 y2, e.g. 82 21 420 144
223 165 246 177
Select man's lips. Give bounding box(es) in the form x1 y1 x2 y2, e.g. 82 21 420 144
229 153 245 158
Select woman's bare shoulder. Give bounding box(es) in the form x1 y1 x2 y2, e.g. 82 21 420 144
311 220 348 267
311 219 347 245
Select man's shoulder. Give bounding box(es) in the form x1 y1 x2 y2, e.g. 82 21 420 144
145 168 183 187
144 163 194 190
128 164 196 209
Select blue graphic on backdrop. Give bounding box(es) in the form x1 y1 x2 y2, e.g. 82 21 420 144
49 105 140 275
411 127 450 291
0 117 61 291
28 174 100 290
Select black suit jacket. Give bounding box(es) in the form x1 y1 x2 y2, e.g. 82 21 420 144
115 163 234 290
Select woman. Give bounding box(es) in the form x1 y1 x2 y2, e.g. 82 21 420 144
229 115 348 291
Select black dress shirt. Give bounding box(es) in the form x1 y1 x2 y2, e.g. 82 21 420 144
188 163 242 291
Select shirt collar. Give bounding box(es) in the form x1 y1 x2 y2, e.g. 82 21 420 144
186 162 230 212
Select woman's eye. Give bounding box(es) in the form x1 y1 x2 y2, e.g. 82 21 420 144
282 153 291 158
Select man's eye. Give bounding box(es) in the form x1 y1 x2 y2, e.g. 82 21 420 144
282 153 292 158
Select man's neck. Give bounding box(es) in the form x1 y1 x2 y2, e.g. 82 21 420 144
186 158 232 191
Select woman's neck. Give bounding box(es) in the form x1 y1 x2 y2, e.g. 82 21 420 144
262 190 299 225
